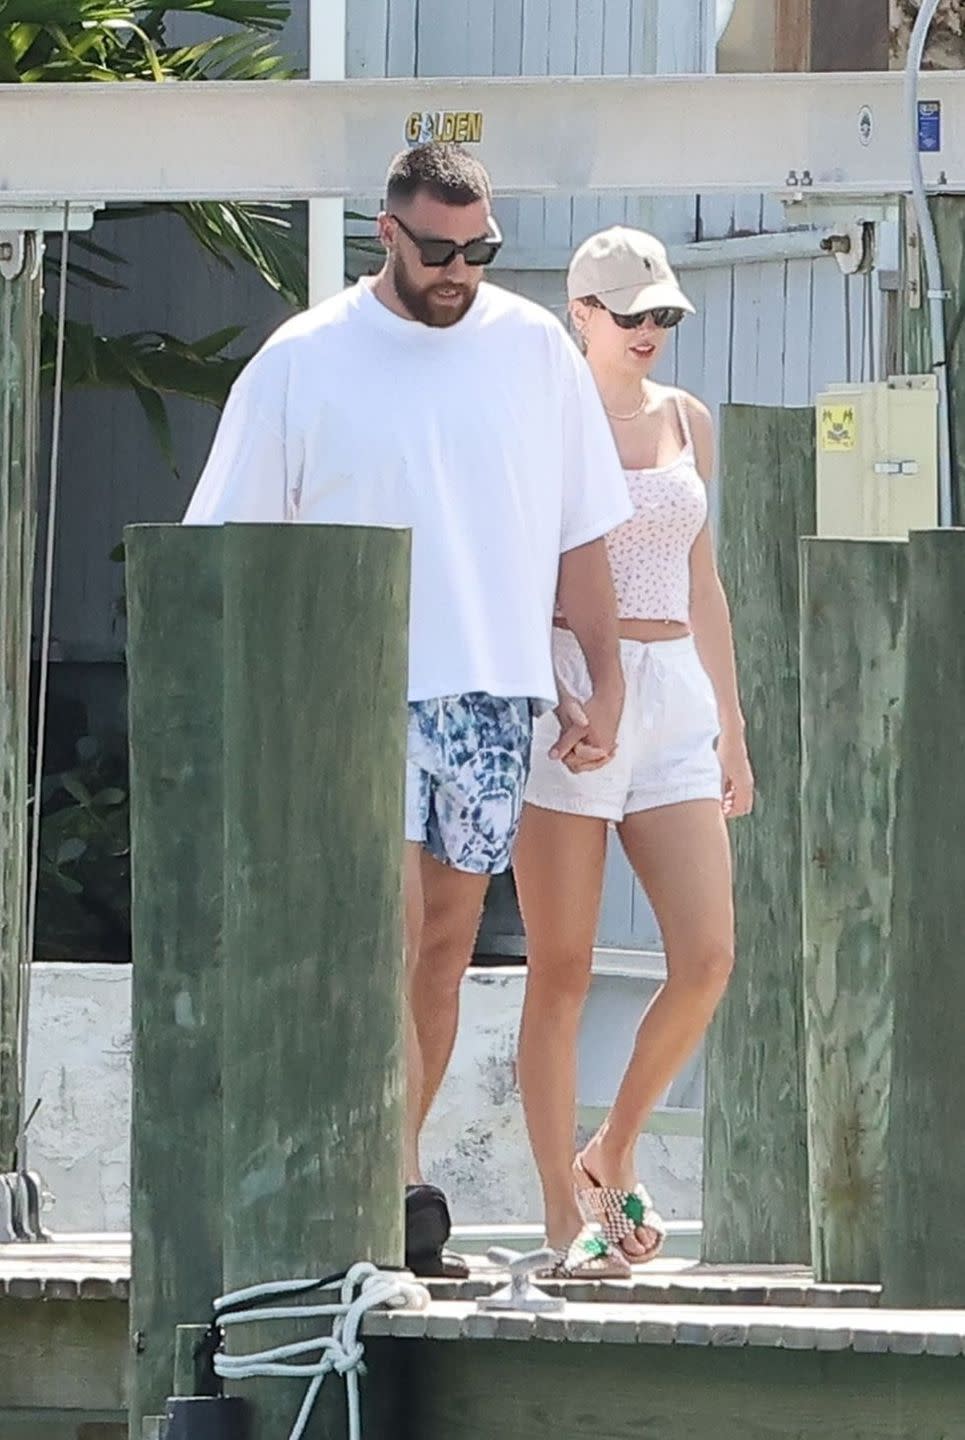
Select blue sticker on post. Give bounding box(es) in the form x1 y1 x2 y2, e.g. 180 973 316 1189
918 100 941 153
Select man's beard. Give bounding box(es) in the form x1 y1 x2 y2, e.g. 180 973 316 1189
392 251 477 328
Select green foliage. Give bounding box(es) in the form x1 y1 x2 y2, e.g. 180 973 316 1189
37 735 131 962
6 0 385 461
2 0 311 457
42 315 247 470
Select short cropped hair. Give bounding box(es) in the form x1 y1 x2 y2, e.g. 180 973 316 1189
385 143 492 208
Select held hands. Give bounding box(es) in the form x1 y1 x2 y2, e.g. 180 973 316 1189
718 729 755 819
550 686 622 775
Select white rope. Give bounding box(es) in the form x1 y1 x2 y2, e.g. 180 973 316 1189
17 203 70 1173
213 1262 430 1440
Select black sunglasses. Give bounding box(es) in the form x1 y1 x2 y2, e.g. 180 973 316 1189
390 212 503 269
588 297 686 331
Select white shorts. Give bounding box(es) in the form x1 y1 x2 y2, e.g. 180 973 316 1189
525 630 722 823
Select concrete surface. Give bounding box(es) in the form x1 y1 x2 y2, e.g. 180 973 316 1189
25 962 702 1232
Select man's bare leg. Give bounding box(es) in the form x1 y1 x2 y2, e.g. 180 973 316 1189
404 842 428 1183
411 852 490 1138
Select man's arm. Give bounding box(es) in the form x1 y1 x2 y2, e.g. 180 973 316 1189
555 537 625 761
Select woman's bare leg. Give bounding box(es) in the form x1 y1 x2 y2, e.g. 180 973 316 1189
580 798 734 1256
514 804 608 1250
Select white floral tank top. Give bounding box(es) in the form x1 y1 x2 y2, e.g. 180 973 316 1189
605 394 707 623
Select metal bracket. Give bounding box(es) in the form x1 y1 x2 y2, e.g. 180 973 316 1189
904 198 923 310
0 204 100 234
783 195 899 229
0 231 46 282
18 1171 51 1240
0 1177 17 1243
0 1171 51 1242
821 221 876 275
476 1248 565 1314
889 373 937 393
784 168 814 191
0 205 99 279
0 233 26 281
874 460 920 476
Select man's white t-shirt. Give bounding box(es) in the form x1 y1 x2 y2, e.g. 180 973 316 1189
184 279 632 707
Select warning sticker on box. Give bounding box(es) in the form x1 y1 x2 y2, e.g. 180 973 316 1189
917 100 941 154
820 404 856 451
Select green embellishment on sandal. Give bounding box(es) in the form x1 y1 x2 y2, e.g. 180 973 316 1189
623 1192 647 1225
579 1235 610 1261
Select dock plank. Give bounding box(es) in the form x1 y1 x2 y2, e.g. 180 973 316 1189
3 1237 965 1436
0 1235 880 1308
362 1300 965 1355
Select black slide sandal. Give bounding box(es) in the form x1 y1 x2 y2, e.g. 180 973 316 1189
405 1184 470 1279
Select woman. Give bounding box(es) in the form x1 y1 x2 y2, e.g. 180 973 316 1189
515 226 754 1278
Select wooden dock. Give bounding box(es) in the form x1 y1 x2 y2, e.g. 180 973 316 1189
4 1234 965 1438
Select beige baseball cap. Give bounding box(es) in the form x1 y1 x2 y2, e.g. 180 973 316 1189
567 226 695 316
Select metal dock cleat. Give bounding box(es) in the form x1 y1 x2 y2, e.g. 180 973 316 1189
476 1247 565 1314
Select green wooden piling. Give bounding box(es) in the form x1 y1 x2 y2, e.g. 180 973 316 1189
800 538 908 1283
0 237 42 1170
405 1340 965 1440
220 524 410 1440
702 405 815 1265
883 528 965 1306
901 196 965 523
125 526 224 1438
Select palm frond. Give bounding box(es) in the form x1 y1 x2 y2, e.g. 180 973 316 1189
97 199 306 305
5 0 308 457
40 316 249 470
175 202 307 306
149 0 289 31
162 28 296 79
0 33 22 77
1 0 130 26
41 316 246 402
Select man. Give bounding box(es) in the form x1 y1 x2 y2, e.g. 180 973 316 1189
184 142 631 1272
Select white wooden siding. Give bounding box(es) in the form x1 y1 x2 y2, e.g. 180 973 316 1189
345 0 713 257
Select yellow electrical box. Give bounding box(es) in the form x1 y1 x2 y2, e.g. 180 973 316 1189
815 376 938 538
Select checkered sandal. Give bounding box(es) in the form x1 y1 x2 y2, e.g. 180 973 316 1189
540 1226 632 1281
574 1156 666 1263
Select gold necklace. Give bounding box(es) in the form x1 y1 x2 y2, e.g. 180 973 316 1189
603 390 646 422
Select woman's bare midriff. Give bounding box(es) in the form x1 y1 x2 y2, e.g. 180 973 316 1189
554 618 691 644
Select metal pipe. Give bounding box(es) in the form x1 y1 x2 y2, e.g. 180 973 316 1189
716 0 738 42
493 229 830 275
18 210 69 1174
672 229 829 270
905 0 953 526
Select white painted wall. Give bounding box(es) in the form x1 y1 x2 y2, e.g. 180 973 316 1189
25 962 701 1233
26 964 132 1233
422 967 701 1224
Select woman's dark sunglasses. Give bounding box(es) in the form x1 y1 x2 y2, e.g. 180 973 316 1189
588 296 686 331
391 213 503 268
